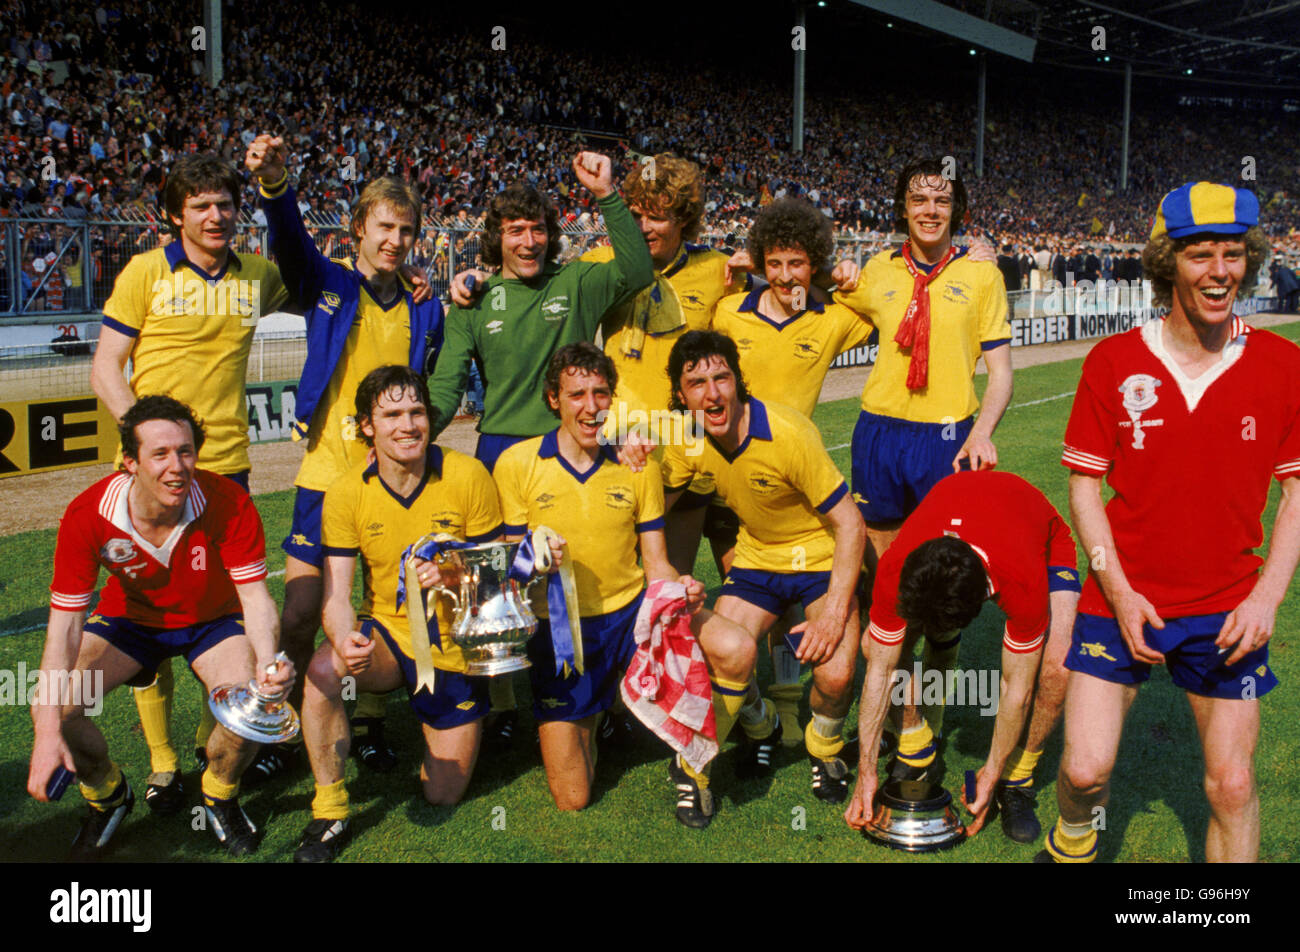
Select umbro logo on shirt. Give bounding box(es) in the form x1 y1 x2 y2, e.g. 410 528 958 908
487 320 504 334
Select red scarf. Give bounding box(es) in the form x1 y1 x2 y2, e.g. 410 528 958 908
894 241 959 390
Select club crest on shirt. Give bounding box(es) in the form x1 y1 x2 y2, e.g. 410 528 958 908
1117 373 1163 450
101 538 137 563
604 485 634 510
943 281 972 304
540 295 569 320
430 513 459 532
792 336 822 360
748 472 780 496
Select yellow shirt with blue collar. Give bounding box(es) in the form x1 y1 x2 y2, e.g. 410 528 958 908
102 242 288 473
296 266 412 491
713 285 876 419
320 445 504 671
493 429 665 618
659 398 849 573
836 246 1010 424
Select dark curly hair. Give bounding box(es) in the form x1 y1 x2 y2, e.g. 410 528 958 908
892 156 969 237
162 153 241 239
1141 226 1270 308
354 365 434 447
896 536 987 642
544 342 617 418
748 197 834 272
480 183 561 270
667 330 749 413
119 395 206 461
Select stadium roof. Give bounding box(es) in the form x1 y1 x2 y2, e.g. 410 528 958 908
996 0 1300 91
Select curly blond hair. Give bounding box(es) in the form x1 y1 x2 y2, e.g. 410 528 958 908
1141 226 1270 307
622 153 704 241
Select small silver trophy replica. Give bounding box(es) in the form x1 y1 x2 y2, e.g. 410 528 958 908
208 651 300 744
410 537 544 677
863 779 968 853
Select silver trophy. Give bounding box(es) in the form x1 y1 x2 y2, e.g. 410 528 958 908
410 537 544 677
208 651 300 744
863 779 967 853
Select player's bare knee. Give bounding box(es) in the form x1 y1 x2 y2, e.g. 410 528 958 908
1204 763 1255 815
551 785 591 811
1062 755 1111 798
306 645 345 698
421 775 468 807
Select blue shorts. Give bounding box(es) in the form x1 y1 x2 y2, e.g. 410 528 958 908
851 410 974 523
223 470 250 492
475 433 530 474
282 487 326 567
363 617 490 730
721 567 831 616
1065 612 1279 700
528 592 642 722
85 613 246 687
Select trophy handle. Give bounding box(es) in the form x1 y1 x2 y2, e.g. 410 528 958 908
428 585 459 620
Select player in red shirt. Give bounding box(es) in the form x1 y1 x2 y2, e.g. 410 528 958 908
1042 183 1300 863
26 396 295 860
842 471 1081 842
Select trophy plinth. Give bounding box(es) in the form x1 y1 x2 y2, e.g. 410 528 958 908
863 779 967 853
209 655 300 744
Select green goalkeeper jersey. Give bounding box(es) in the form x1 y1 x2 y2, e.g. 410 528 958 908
428 192 654 438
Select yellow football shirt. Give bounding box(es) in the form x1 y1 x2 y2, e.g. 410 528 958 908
494 430 665 617
659 399 848 573
296 272 412 491
586 243 739 418
836 248 1010 423
713 286 875 419
102 244 288 474
320 446 504 671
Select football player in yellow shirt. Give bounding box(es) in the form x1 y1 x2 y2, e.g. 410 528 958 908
295 365 505 862
836 157 1014 784
660 331 867 812
713 198 876 748
91 153 290 813
494 343 751 815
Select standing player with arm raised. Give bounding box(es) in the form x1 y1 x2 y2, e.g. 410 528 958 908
89 154 289 814
1040 184 1300 863
293 366 504 863
428 153 654 743
26 397 294 859
836 157 1013 782
246 134 445 776
658 331 866 822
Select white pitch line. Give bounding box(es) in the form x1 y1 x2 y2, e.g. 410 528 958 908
0 568 290 639
825 391 1075 451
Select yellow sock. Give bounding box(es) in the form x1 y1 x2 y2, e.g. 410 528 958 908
897 721 936 768
766 682 803 747
1001 746 1042 787
737 692 777 741
1045 817 1098 863
354 691 386 721
79 763 125 808
921 636 960 738
805 714 845 760
311 779 350 821
201 768 239 804
712 676 749 748
195 701 217 751
679 756 711 788
489 675 516 713
133 662 177 774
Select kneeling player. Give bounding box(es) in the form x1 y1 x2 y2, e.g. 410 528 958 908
660 331 867 815
494 343 752 813
842 471 1080 842
27 396 293 860
295 366 505 862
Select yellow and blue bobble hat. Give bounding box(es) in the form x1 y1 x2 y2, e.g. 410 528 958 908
1151 182 1259 240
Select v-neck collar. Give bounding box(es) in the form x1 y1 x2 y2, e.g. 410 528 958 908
706 398 773 463
1141 317 1248 414
736 284 825 331
362 446 442 508
538 429 619 483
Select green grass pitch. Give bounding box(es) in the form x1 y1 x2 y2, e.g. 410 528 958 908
1 324 1298 863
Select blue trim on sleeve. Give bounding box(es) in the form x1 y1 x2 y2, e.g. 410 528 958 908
468 524 505 544
322 545 359 557
816 482 849 514
635 517 666 533
502 523 528 537
981 338 1011 351
102 316 139 338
